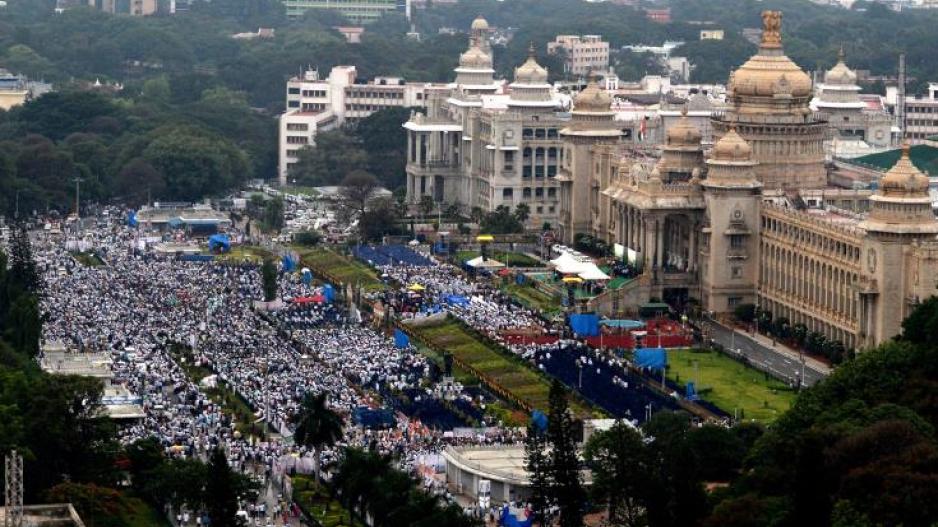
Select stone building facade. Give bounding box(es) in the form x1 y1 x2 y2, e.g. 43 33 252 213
404 18 571 228
558 11 938 350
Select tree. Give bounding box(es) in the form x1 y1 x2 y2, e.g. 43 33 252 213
900 295 938 345
546 379 585 527
289 130 368 187
261 259 278 302
359 197 405 242
292 392 344 483
206 447 240 527
514 202 530 225
734 303 756 324
524 420 551 524
293 230 321 246
480 205 523 234
264 196 284 231
417 194 435 217
583 421 649 527
340 170 380 215
7 224 40 297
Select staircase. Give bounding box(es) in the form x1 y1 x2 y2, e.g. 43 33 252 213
587 273 651 317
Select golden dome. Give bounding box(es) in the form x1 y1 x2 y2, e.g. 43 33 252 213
666 106 702 147
728 10 812 98
471 15 489 31
879 143 930 196
572 80 612 113
459 45 492 70
712 127 753 162
514 44 548 84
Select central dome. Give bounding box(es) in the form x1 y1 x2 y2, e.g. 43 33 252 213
824 48 858 86
729 11 812 98
666 107 702 148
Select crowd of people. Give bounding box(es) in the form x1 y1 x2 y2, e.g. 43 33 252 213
35 213 523 525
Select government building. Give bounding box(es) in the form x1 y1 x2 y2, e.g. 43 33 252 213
403 16 571 228
555 11 938 351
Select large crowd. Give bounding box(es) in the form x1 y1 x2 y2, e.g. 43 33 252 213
34 214 523 524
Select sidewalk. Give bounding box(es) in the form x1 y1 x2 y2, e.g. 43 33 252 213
735 327 832 375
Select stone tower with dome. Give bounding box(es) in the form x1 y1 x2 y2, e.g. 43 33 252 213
713 10 828 190
557 79 622 241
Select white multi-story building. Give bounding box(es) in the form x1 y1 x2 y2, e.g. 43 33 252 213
547 35 610 78
886 82 938 143
278 66 440 184
403 18 575 228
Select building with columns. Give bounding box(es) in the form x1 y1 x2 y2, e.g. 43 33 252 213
557 10 938 351
403 18 573 228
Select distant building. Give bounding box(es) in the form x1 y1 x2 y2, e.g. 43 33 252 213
57 0 158 15
231 28 276 40
644 7 671 23
885 82 938 143
811 49 894 157
282 0 401 24
279 66 440 183
699 29 724 40
547 35 610 78
334 26 365 43
0 69 51 110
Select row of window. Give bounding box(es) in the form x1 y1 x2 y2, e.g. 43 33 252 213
761 214 861 263
286 123 309 131
286 135 309 145
522 128 559 139
346 90 405 99
346 103 399 111
501 187 558 199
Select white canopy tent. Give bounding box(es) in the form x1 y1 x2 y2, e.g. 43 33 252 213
466 256 506 269
577 264 611 281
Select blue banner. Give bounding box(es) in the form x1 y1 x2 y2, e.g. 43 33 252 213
634 347 667 371
282 254 296 272
302 269 313 285
127 210 138 227
323 283 334 302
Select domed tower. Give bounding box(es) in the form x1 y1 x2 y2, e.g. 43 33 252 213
558 80 622 242
860 143 938 345
454 16 495 87
656 106 705 182
700 128 763 313
508 44 553 107
812 48 892 148
713 11 828 190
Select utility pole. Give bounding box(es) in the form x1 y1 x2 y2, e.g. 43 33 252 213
897 53 907 140
4 450 23 527
72 175 84 220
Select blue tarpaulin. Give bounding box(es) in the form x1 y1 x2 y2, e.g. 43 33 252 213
301 268 313 285
282 254 296 272
634 347 667 370
569 313 600 337
207 234 230 253
515 274 526 285
323 283 335 302
531 410 548 432
394 329 410 349
127 210 138 227
444 295 469 306
500 505 533 527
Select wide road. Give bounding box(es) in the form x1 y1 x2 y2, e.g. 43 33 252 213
707 322 829 387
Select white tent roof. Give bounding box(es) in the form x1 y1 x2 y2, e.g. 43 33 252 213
578 264 610 281
466 256 506 269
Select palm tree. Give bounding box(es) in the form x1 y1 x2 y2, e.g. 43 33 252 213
291 392 344 483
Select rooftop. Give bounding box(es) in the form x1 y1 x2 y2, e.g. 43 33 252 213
848 143 938 175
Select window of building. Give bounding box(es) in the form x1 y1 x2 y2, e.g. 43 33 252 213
504 151 514 163
503 188 513 199
535 188 544 198
535 128 546 139
730 235 744 249
522 166 532 178
731 266 743 279
547 128 558 139
288 87 300 95
286 123 308 131
548 188 556 198
523 128 534 139
288 100 300 108
523 187 532 198
728 296 742 308
537 206 543 213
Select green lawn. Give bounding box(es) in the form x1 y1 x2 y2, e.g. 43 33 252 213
298 247 386 292
122 496 172 527
666 349 796 422
414 318 591 416
71 251 103 267
293 476 364 527
212 245 273 264
455 250 542 267
502 283 563 316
